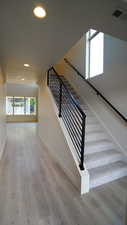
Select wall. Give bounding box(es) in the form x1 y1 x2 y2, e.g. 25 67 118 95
38 74 80 190
0 67 6 158
55 34 127 155
7 83 38 97
6 83 38 122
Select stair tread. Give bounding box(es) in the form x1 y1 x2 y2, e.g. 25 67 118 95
86 139 113 147
85 139 115 154
86 129 105 135
85 149 123 169
89 161 127 188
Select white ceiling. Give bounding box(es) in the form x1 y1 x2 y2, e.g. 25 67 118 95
0 0 127 83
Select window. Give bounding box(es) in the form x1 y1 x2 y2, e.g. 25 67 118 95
14 97 25 115
25 97 36 115
86 29 104 79
6 96 37 115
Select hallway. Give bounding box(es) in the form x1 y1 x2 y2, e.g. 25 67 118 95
0 123 127 225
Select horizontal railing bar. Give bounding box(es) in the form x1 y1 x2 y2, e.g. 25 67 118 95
67 102 83 122
62 99 83 123
62 113 81 159
62 104 83 132
64 58 127 123
62 109 82 149
62 89 83 119
62 109 82 150
62 111 82 146
62 107 82 137
49 68 86 118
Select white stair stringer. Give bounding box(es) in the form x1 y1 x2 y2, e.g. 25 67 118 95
52 75 127 192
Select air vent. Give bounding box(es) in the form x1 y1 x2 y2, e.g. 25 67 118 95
112 8 127 20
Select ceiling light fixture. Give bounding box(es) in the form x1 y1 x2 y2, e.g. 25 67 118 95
24 64 30 67
21 78 25 81
33 5 46 18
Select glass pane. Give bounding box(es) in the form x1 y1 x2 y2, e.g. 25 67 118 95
14 97 25 115
6 97 13 115
90 32 104 77
25 97 36 115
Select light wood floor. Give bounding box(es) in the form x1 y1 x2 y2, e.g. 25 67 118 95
0 123 127 225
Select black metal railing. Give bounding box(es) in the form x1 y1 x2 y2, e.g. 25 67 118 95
64 58 127 123
47 67 86 170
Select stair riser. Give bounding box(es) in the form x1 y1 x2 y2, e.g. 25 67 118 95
90 169 127 189
85 143 115 154
86 133 108 142
86 126 103 133
86 155 123 170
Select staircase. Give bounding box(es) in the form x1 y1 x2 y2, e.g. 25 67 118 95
56 74 127 190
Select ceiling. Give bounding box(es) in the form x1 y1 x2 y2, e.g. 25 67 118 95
0 0 127 84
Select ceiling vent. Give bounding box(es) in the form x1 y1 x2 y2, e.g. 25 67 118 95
112 8 127 20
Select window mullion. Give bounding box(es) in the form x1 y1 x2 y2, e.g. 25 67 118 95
13 96 14 115
24 97 26 115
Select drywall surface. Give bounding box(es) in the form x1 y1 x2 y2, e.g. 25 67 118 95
55 35 127 154
7 83 38 97
38 75 80 189
0 67 6 158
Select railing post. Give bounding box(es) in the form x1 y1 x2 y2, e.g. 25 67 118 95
59 81 62 117
79 114 86 170
47 69 50 86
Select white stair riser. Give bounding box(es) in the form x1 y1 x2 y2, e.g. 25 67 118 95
86 125 103 133
85 143 115 154
86 155 123 170
90 169 127 188
86 132 108 142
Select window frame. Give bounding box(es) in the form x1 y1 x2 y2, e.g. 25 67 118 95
6 96 37 116
86 29 104 79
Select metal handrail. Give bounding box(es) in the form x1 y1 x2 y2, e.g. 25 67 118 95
64 58 127 123
49 67 86 117
47 67 86 170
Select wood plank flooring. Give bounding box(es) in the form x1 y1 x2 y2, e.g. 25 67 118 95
0 122 127 225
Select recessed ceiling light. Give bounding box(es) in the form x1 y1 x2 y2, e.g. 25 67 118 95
21 78 25 81
33 5 46 18
24 64 30 67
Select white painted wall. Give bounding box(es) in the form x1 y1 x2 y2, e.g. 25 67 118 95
7 83 38 97
0 67 6 158
55 34 127 155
